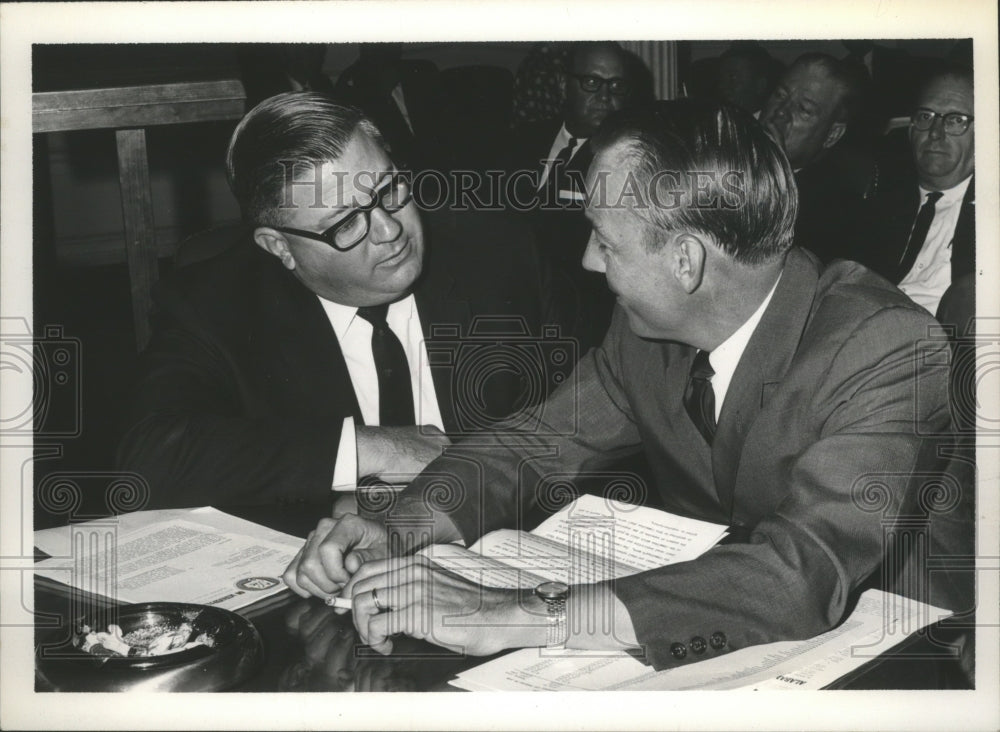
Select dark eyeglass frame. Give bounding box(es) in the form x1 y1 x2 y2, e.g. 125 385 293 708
570 73 631 97
271 171 413 252
910 108 974 136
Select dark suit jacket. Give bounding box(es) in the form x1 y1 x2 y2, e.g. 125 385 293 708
793 154 873 264
401 247 954 669
506 119 613 351
116 209 572 509
506 118 594 213
334 59 446 172
855 175 975 286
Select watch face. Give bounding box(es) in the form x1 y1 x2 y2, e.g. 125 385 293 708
535 581 570 600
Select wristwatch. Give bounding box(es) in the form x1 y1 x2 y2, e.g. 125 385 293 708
534 581 570 650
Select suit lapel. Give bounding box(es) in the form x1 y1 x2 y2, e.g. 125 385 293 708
569 141 594 178
250 247 363 422
711 249 820 518
886 187 921 284
559 140 594 204
951 176 975 281
531 119 564 172
414 219 470 433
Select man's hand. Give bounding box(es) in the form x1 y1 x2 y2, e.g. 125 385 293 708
331 493 358 519
282 513 389 600
356 425 451 481
342 556 546 656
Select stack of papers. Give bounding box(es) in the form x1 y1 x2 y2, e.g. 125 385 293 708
34 507 305 612
423 493 730 588
451 589 953 691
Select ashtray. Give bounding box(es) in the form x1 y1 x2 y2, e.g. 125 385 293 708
36 602 263 692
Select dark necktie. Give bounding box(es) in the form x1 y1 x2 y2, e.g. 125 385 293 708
896 190 944 282
541 136 578 204
356 304 415 427
683 350 717 445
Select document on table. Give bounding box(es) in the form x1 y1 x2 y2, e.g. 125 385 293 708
450 589 953 691
423 493 730 588
34 507 305 612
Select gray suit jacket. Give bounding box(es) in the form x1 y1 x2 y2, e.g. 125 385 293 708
400 247 953 669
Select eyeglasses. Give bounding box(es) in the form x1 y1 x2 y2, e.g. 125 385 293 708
271 171 412 252
910 108 974 136
570 73 631 97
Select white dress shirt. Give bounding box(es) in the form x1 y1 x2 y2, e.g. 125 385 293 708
706 273 781 422
318 294 444 490
897 176 972 315
538 123 587 188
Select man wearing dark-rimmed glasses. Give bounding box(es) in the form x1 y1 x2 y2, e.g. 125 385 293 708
117 92 565 510
507 41 636 350
268 170 413 255
857 66 974 321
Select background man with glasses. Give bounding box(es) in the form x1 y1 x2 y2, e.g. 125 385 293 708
117 92 566 510
507 41 637 351
857 67 975 322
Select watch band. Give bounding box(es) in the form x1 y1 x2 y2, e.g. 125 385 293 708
534 581 570 650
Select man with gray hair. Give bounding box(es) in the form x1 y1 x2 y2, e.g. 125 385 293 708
759 52 872 263
285 100 955 669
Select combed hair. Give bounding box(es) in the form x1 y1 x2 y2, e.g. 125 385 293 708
591 99 799 266
225 91 385 226
791 52 867 126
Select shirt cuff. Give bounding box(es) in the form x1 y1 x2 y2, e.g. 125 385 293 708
332 416 358 492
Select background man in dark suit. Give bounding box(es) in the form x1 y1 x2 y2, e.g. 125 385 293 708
759 53 873 263
855 68 975 322
117 93 569 510
284 101 955 669
507 41 634 351
333 43 446 175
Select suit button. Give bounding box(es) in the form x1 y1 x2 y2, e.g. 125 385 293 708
690 636 707 654
709 632 727 650
670 642 687 660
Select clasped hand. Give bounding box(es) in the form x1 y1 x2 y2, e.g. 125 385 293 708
343 556 525 656
283 513 388 598
283 515 535 656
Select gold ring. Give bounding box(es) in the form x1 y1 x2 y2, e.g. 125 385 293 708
371 587 383 611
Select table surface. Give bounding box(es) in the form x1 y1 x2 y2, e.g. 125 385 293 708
33 502 964 692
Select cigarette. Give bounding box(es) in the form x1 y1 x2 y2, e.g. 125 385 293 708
325 595 352 610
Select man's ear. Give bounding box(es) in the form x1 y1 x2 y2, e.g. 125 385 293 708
672 233 706 294
253 227 296 271
823 120 847 149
